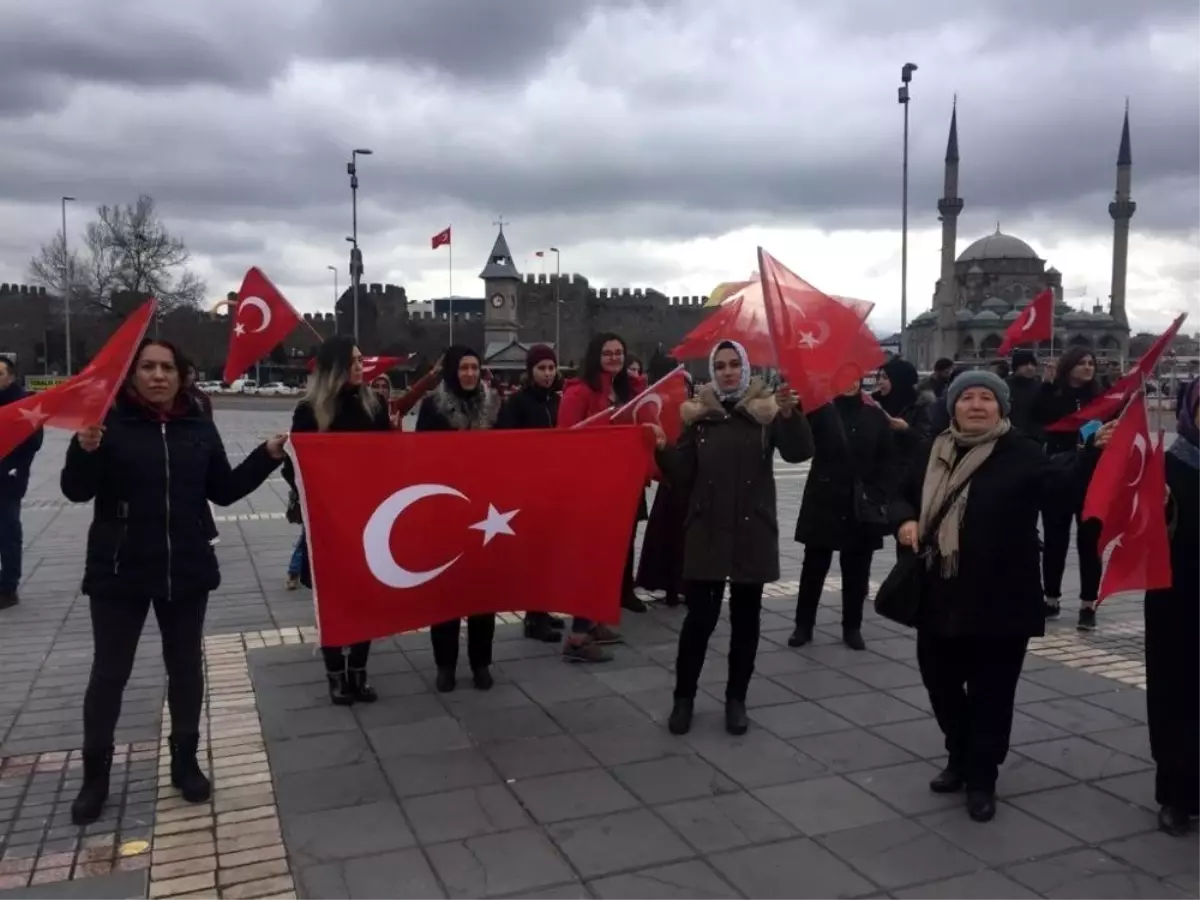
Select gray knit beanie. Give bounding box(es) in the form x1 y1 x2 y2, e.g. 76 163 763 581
946 369 1011 418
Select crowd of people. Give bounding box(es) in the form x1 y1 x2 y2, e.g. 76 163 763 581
0 331 1194 836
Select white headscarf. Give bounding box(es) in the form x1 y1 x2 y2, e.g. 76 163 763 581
709 339 751 402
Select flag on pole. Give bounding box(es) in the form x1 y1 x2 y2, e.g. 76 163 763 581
222 267 304 385
997 289 1054 356
431 227 451 250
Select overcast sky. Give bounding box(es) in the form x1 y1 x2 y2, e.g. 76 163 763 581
1 0 1197 335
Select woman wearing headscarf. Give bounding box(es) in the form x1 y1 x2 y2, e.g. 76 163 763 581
497 344 566 642
873 357 934 479
660 340 813 735
893 370 1112 822
285 336 391 705
63 339 285 824
1034 347 1103 628
417 345 501 691
1145 380 1199 835
557 332 648 662
790 375 896 651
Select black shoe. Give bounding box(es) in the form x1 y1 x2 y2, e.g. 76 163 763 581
71 748 113 825
435 667 457 693
169 734 212 803
1043 599 1061 619
725 698 749 736
621 592 648 613
347 668 378 703
966 788 996 822
664 592 682 608
326 670 353 706
472 667 494 691
842 628 866 651
524 617 561 643
1159 805 1191 837
0 589 17 611
929 766 964 793
787 625 813 648
1076 606 1097 632
667 697 694 735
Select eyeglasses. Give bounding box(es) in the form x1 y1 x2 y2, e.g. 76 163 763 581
601 351 624 360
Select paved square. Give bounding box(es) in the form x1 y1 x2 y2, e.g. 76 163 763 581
0 404 1194 898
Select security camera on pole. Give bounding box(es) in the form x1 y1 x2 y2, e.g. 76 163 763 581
347 148 373 342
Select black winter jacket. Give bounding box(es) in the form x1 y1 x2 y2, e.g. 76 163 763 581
415 384 500 433
1034 381 1100 455
61 392 281 599
1006 374 1044 442
497 384 559 430
281 388 391 487
0 382 44 499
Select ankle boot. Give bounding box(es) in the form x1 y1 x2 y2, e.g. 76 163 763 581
667 697 694 735
327 668 353 706
436 667 457 693
523 616 560 643
347 668 377 703
169 734 212 803
787 625 813 648
71 747 113 825
725 698 749 735
472 667 494 691
842 628 866 651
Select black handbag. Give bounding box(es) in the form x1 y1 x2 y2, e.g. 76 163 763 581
285 487 303 525
873 479 971 627
830 408 893 538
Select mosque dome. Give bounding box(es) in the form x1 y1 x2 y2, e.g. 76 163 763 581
957 229 1040 263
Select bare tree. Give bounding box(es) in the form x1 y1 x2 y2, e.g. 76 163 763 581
28 194 206 314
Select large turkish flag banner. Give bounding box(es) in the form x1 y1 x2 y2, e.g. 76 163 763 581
288 427 651 645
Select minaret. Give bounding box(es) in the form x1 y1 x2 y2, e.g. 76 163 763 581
934 100 964 361
1108 104 1134 331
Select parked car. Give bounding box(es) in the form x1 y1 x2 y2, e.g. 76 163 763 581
258 382 298 396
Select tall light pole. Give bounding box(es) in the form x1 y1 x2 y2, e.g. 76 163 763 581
61 195 76 374
898 62 917 351
550 247 561 354
326 264 338 306
347 148 373 342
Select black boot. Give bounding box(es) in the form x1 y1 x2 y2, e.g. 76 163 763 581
1158 805 1191 837
169 734 212 803
664 592 682 608
621 591 648 613
787 625 813 648
472 667 494 691
966 788 996 822
71 748 113 825
327 668 353 706
436 667 457 693
842 628 866 651
523 616 560 643
929 765 964 793
667 697 694 735
725 698 749 736
347 668 377 704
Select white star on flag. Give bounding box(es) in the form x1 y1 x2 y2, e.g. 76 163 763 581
234 323 246 337
469 505 519 545
798 331 819 349
18 405 49 428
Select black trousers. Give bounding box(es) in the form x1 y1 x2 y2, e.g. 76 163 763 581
1042 505 1101 603
430 615 496 671
321 642 370 673
83 594 208 752
674 581 763 702
795 546 874 631
1145 592 1200 813
917 631 1028 792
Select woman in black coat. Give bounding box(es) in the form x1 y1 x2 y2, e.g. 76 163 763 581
417 345 501 692
790 381 896 651
873 357 935 478
659 340 813 736
1034 346 1102 627
284 336 391 706
1146 380 1199 835
63 339 285 825
496 344 566 642
893 371 1110 822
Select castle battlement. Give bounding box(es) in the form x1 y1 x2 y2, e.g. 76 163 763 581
302 312 337 323
668 296 708 307
522 273 589 286
363 283 408 299
0 284 48 296
408 310 483 322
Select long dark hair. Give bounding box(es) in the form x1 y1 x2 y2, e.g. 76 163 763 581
1053 346 1097 393
581 332 633 402
305 335 378 431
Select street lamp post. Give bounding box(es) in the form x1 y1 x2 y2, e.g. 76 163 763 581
61 195 75 374
898 62 917 351
326 264 338 306
347 148 373 342
550 247 561 355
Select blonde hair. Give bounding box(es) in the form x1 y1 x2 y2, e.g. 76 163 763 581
304 338 379 432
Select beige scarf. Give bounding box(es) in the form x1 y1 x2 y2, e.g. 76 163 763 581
918 420 1011 577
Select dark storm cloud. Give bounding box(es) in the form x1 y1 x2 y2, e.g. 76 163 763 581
302 0 668 83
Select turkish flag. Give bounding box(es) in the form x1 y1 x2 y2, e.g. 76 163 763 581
288 427 651 646
671 285 777 367
431 227 451 250
222 267 303 385
610 366 690 444
0 299 155 460
362 356 411 381
998 289 1053 356
1045 312 1188 433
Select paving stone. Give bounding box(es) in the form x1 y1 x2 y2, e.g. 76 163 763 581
818 817 981 890
1088 725 1154 762
788 728 916 773
380 748 501 798
365 716 472 757
548 808 693 878
1081 689 1150 723
817 692 928 727
840 660 924 690
1007 709 1072 745
439 683 534 716
266 730 374 775
653 791 797 854
543 696 653 734
688 730 828 790
0 869 149 898
1092 769 1157 810
259 705 352 741
1101 831 1200 889
1017 735 1152 781
482 733 600 780
769 668 874 700
587 859 736 899
891 868 1040 898
611 755 737 805
510 768 640 824
457 706 564 744
710 836 874 899
1025 665 1134 697
402 784 529 844
867 717 949 759
754 774 902 836
746 701 855 739
425 828 576 898
274 761 390 816
593 666 675 695
282 800 416 869
1005 846 1191 899
295 848 444 899
1021 697 1137 735
746 649 824 678
919 802 1081 865
349 693 448 728
995 753 1077 796
1009 783 1159 844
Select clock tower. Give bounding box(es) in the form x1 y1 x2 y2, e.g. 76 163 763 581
479 221 521 349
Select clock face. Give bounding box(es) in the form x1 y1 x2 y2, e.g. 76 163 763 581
490 293 505 309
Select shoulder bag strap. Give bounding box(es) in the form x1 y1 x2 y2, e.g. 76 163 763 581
920 477 972 545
